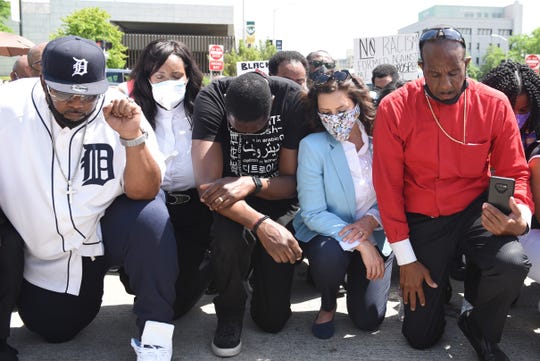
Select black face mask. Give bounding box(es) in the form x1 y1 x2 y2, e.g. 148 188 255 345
424 81 469 105
45 92 98 129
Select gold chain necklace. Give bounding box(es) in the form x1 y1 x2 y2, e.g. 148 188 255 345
49 115 89 204
424 89 468 145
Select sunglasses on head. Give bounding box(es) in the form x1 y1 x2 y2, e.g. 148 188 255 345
419 27 466 51
30 59 41 71
312 70 351 87
309 60 336 69
47 86 99 104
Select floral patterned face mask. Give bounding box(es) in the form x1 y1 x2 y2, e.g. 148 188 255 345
317 104 361 142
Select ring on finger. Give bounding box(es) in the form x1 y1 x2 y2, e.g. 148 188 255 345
217 196 224 203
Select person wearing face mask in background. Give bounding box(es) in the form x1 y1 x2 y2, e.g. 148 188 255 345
482 61 540 304
293 69 393 340
481 60 540 153
118 39 214 320
306 50 336 89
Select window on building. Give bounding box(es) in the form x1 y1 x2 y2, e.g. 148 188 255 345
476 57 479 65
477 28 492 36
476 43 480 50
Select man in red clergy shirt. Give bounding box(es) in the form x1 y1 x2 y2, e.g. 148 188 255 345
373 26 532 361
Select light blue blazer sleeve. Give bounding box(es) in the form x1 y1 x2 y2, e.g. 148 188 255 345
293 132 390 255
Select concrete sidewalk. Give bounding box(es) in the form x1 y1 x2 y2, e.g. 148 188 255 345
8 262 540 360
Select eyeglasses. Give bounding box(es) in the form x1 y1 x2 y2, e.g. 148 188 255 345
311 70 351 87
227 114 270 136
309 60 336 69
419 27 466 51
30 59 41 72
47 86 99 104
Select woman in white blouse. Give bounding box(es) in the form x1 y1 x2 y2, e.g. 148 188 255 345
293 70 393 339
119 40 213 319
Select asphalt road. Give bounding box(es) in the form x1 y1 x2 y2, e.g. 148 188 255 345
8 261 540 360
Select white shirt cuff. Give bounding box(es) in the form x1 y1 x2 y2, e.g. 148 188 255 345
389 238 417 265
365 209 382 229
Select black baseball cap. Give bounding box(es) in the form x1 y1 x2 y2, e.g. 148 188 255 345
42 36 109 95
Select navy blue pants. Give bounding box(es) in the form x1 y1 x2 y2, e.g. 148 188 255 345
11 193 178 343
402 194 530 349
119 188 214 319
302 235 393 331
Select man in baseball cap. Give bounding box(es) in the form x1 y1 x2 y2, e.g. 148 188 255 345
40 36 110 127
0 35 177 360
42 35 109 94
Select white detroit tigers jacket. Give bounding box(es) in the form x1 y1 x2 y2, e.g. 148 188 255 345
0 78 165 295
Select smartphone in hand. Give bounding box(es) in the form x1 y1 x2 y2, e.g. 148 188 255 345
487 176 515 215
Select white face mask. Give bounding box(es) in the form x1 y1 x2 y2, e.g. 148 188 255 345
151 79 187 110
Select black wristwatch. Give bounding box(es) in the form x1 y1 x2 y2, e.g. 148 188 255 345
252 176 263 194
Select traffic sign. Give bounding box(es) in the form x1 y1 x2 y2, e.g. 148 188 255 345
209 45 224 61
209 60 224 71
525 54 540 73
209 44 224 72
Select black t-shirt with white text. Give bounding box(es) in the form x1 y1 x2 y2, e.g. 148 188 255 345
192 76 308 178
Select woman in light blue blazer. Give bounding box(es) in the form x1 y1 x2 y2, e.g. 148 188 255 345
293 70 393 339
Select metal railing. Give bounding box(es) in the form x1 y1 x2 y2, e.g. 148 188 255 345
122 33 235 73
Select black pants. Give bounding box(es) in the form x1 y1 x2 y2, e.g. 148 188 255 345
166 188 213 318
302 235 394 331
0 211 24 340
1 193 178 343
402 194 530 349
211 197 298 333
119 188 214 319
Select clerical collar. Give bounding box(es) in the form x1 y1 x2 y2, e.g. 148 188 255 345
424 81 468 105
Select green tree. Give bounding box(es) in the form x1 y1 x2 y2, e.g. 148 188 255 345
51 7 127 68
0 0 12 32
223 39 277 76
467 62 481 80
509 29 540 61
479 45 506 77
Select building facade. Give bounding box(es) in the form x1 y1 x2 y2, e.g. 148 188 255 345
398 2 522 67
1 0 236 75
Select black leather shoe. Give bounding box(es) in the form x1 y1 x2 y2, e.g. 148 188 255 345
458 312 509 361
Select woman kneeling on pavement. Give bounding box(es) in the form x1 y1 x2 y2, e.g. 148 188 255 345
293 69 394 339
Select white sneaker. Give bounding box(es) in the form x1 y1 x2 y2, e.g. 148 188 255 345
131 338 172 361
131 320 174 361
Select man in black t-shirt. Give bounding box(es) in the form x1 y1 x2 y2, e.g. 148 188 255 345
192 72 307 357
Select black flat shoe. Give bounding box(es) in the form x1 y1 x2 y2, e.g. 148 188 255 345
312 319 335 340
458 312 509 361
